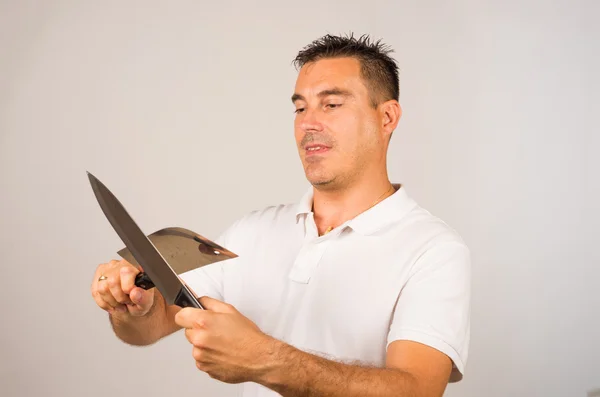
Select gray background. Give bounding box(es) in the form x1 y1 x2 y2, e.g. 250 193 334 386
1 1 598 396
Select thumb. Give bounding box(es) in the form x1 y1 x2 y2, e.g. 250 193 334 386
129 287 153 309
198 296 235 313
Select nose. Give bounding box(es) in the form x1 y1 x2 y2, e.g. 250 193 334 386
299 107 324 133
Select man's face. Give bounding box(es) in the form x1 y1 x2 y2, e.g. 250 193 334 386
292 57 386 189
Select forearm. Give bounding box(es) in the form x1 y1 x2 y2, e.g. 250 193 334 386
109 292 182 346
258 341 419 397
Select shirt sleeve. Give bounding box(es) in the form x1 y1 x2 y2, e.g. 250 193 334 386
179 218 242 302
386 241 471 382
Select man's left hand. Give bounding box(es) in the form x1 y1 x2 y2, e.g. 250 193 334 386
174 297 277 384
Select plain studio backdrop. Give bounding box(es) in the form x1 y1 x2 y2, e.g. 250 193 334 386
1 1 598 396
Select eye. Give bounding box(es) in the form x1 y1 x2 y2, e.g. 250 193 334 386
326 103 341 109
294 108 305 114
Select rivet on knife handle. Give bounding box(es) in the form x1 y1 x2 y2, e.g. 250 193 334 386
134 272 155 290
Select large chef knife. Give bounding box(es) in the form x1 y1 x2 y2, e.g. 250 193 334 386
116 226 238 286
87 171 202 309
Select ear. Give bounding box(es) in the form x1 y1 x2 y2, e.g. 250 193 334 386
379 100 402 139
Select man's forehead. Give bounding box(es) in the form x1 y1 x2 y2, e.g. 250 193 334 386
297 57 361 79
294 57 363 94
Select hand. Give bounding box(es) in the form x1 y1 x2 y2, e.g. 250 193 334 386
175 297 277 384
91 259 155 317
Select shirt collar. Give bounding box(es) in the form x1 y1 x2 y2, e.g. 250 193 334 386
295 183 417 236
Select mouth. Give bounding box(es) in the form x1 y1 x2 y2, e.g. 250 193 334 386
304 144 331 156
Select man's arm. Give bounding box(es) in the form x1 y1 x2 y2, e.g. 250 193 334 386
175 298 453 397
256 338 452 397
252 241 469 396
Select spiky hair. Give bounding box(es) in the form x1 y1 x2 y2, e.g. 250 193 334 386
293 33 400 107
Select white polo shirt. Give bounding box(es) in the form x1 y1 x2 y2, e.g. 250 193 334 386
180 184 471 396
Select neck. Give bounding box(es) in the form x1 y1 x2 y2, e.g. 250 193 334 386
311 174 395 236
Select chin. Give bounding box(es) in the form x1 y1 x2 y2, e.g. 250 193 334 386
306 173 336 187
304 163 340 188
311 180 332 186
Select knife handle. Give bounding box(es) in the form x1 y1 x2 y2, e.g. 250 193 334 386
175 287 203 309
133 272 202 309
134 272 155 290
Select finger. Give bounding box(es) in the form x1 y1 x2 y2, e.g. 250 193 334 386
97 277 120 308
184 327 209 347
119 265 139 295
192 346 210 362
127 287 154 315
92 289 114 313
91 260 114 289
92 260 119 289
107 273 131 305
195 361 219 379
198 296 236 313
175 307 210 329
92 265 103 287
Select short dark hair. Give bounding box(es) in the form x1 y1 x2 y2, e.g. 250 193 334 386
292 33 400 107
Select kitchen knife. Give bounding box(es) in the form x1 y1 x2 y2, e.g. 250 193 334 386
116 227 238 289
87 171 202 309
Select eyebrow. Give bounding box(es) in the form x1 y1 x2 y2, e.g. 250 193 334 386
291 88 353 103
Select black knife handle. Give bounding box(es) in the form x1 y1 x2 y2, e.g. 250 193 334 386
133 272 202 309
174 287 203 309
134 272 155 290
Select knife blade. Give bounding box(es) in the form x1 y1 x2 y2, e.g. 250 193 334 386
116 227 238 287
87 171 202 309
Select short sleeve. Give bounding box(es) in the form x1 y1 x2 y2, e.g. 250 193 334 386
179 218 242 302
387 241 471 382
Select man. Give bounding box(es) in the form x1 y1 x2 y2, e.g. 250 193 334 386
91 33 471 397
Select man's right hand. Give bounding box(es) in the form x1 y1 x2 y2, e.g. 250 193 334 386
91 259 155 317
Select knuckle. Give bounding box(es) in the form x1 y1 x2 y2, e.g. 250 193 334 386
187 330 205 348
121 267 137 279
97 283 109 294
104 260 118 270
115 296 129 304
119 259 133 268
93 296 110 310
195 361 209 372
192 334 206 348
207 371 223 381
107 276 120 288
192 347 204 361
